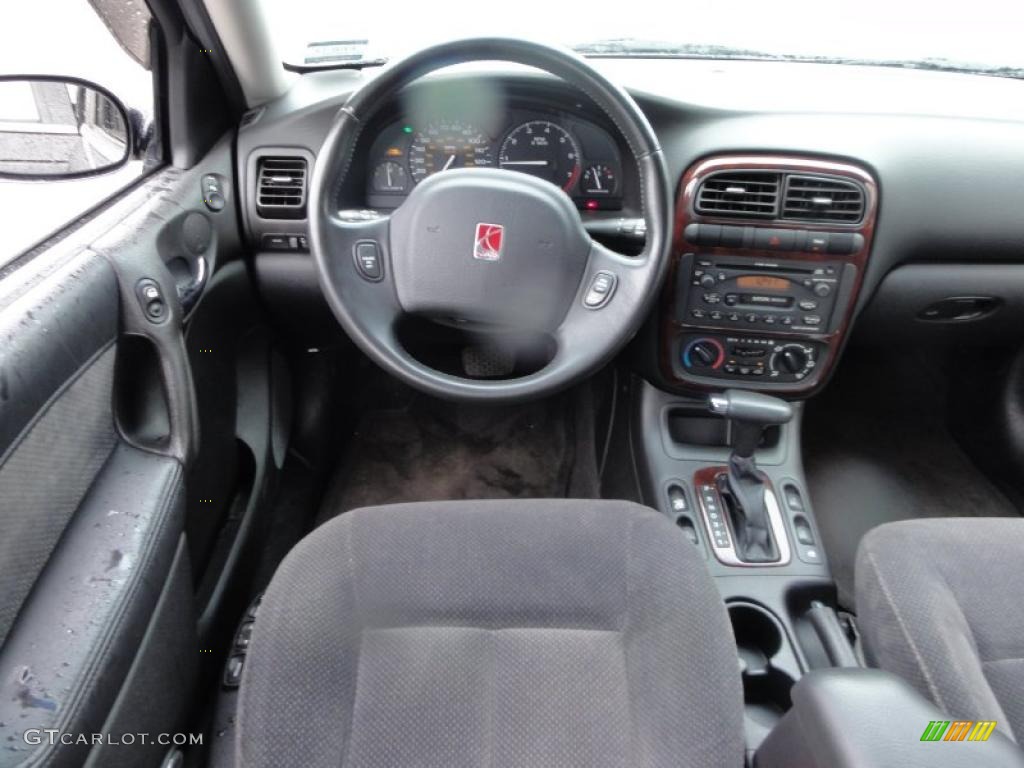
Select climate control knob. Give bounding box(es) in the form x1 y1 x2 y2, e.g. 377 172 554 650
683 337 725 370
777 347 807 374
770 343 814 379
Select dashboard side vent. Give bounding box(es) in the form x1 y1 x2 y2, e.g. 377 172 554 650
256 156 307 219
695 171 781 218
782 175 864 223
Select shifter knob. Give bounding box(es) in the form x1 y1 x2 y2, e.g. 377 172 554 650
708 389 793 458
708 389 794 425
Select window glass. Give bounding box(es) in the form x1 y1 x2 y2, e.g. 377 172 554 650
0 0 156 267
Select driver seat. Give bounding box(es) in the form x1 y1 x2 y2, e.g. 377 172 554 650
236 499 743 767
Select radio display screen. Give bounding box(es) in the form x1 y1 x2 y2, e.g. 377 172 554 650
737 275 791 291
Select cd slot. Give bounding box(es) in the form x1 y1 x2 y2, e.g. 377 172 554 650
716 262 816 275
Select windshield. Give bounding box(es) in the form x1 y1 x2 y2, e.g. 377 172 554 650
264 0 1024 78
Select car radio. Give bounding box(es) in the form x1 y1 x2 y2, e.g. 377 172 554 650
678 254 845 334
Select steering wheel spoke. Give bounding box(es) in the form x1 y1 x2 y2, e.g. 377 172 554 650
313 210 403 337
554 237 650 361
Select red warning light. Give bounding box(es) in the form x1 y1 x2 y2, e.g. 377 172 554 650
585 200 599 210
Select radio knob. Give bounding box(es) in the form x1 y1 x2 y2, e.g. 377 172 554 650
774 345 809 375
699 274 717 289
813 282 832 297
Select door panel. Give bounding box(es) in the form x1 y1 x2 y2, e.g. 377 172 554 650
0 118 276 763
0 165 206 765
0 252 119 647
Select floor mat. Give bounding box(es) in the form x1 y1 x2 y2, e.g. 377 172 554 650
804 348 1019 609
317 387 593 525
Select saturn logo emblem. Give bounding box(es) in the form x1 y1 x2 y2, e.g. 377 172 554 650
473 222 504 261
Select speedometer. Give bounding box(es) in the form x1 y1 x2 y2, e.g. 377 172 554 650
498 121 581 192
407 120 493 184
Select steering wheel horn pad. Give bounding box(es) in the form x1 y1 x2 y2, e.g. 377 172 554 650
309 37 672 402
390 168 591 332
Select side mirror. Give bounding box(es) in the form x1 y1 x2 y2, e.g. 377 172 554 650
0 75 132 180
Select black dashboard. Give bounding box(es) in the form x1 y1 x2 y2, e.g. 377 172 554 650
237 60 1024 394
364 108 623 211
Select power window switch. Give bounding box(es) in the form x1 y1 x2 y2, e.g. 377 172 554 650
667 484 690 513
784 485 806 512
135 279 167 323
794 514 816 546
223 654 245 689
235 621 254 650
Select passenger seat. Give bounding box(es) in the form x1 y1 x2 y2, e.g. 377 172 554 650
856 518 1024 742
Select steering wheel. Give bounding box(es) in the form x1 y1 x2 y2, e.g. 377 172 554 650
309 38 672 402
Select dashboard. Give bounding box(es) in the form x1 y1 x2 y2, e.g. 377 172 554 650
364 108 624 211
238 61 1024 396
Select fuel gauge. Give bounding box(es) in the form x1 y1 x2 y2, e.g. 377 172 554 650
372 160 408 194
581 163 618 195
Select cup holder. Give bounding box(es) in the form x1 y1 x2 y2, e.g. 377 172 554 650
728 602 798 727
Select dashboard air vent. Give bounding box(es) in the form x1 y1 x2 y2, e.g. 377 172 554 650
695 171 781 218
782 175 864 223
256 157 307 219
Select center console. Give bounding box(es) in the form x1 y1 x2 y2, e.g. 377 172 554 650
631 153 880 755
662 154 878 395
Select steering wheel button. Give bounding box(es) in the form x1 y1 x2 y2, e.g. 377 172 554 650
584 271 617 309
353 241 383 281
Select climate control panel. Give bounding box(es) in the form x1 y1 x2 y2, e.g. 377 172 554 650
679 333 823 383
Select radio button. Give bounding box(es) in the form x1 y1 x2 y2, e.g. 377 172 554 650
799 300 819 311
806 234 830 253
721 225 744 248
763 315 777 325
745 313 759 323
827 232 862 254
699 224 722 246
804 315 822 326
814 283 832 297
690 309 706 319
727 312 741 321
709 310 724 321
703 293 721 304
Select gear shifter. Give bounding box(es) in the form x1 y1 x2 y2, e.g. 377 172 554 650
708 390 793 563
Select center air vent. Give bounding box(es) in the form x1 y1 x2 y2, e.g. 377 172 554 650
782 175 864 223
695 172 781 218
256 156 307 219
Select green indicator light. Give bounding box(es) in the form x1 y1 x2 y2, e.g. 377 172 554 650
403 125 413 134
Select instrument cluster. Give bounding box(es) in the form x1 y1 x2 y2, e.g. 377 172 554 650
364 109 624 211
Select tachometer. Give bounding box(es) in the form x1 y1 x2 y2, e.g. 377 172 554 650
498 121 581 192
407 120 493 184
